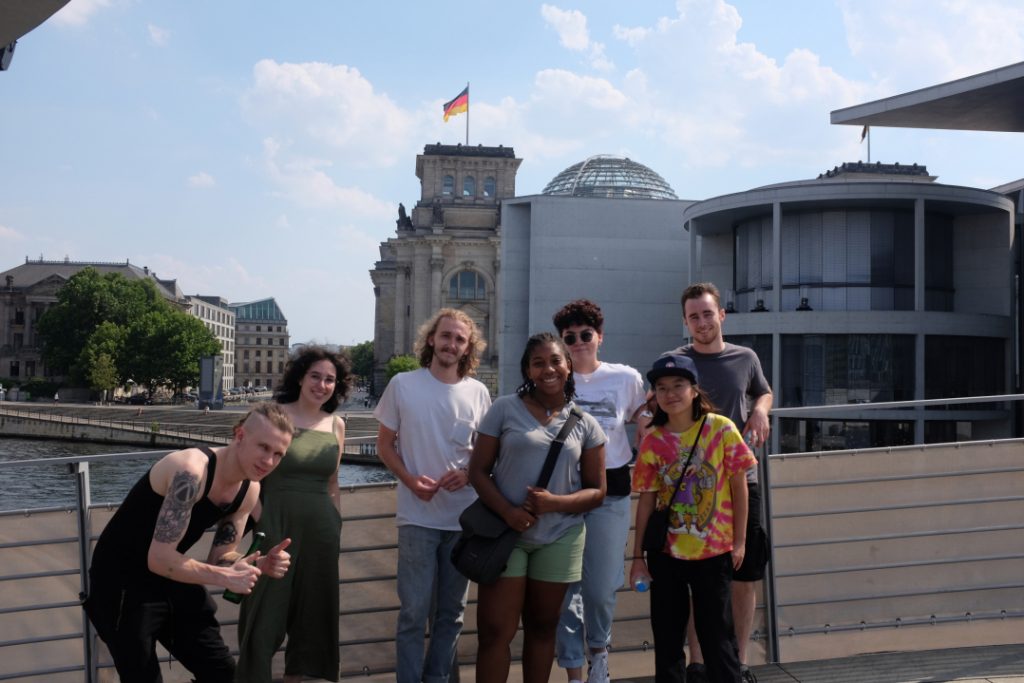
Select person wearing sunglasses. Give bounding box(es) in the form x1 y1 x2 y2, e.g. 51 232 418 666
552 299 647 683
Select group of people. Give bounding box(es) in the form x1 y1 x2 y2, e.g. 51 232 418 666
83 280 772 683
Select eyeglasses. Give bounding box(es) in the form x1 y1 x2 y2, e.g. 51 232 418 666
562 330 595 345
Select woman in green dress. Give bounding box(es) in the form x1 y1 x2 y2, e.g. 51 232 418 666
236 346 352 682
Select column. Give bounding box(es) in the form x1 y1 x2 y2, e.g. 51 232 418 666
914 198 926 442
771 202 782 313
394 266 407 356
430 256 444 313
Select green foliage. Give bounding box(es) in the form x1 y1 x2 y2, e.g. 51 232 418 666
87 352 119 396
349 340 374 380
385 355 419 381
36 268 220 394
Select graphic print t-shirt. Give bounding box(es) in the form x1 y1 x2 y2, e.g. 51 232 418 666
632 414 756 560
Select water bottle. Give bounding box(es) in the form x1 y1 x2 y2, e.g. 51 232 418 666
223 531 265 604
633 573 652 592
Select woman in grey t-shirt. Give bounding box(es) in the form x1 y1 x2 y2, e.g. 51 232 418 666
469 332 607 683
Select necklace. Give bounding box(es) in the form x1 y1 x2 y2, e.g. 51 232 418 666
532 394 564 417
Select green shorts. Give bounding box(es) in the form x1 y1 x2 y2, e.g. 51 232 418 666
502 523 586 583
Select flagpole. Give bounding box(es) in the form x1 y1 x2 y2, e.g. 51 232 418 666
465 81 470 146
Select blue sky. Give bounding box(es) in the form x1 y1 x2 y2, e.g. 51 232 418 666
4 0 1023 345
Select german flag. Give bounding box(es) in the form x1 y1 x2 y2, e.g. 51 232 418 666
443 86 469 122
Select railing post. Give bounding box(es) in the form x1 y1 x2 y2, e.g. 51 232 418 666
70 461 97 683
760 442 781 663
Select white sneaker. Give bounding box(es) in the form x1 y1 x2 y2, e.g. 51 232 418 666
586 650 610 683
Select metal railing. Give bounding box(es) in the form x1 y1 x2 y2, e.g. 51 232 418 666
1 396 1022 680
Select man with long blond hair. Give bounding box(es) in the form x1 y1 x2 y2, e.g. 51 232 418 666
375 308 492 683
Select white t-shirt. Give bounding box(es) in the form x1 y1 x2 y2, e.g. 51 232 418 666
572 362 646 469
374 368 492 530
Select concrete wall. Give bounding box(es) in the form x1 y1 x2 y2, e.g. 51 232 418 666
499 195 692 393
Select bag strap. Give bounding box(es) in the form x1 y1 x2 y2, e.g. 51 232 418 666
534 405 583 489
658 414 708 511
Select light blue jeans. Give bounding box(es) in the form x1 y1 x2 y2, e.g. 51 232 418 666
396 525 469 683
555 494 633 669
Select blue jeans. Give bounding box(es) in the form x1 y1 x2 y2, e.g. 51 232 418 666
396 525 469 683
555 494 633 668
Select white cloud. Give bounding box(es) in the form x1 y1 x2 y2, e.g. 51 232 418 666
187 172 215 188
544 0 870 173
147 23 170 47
243 59 415 168
540 5 614 71
260 137 395 219
0 224 25 242
533 70 628 111
541 5 590 51
52 0 113 27
839 0 1024 87
612 25 650 47
143 254 264 301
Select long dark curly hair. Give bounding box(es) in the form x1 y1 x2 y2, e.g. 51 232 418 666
274 345 353 413
514 332 576 402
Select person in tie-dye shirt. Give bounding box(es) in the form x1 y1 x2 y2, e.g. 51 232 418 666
630 354 755 683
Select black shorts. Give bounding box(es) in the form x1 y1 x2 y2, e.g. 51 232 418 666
733 482 769 582
83 578 234 683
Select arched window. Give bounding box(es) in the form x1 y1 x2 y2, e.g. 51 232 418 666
483 176 496 198
463 175 475 197
443 175 454 196
448 270 487 300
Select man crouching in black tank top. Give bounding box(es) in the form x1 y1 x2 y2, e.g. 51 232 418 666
83 402 296 682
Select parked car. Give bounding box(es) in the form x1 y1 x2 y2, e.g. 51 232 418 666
127 394 152 405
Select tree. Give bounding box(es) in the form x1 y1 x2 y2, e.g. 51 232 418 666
88 352 119 402
122 309 220 395
37 268 161 380
37 268 219 393
349 341 374 381
385 354 419 381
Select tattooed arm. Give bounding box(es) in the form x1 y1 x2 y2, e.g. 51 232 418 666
145 449 263 593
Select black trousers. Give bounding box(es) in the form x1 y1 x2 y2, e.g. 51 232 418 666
647 551 741 683
84 580 235 683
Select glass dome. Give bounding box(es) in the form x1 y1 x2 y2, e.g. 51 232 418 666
542 155 677 200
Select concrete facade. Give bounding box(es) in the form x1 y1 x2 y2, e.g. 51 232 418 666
683 166 1017 451
498 194 693 393
187 295 236 392
230 298 289 390
370 144 522 393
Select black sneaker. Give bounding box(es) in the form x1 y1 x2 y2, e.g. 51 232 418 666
685 662 709 683
740 664 758 683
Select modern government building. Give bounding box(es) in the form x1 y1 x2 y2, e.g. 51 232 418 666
373 62 1022 452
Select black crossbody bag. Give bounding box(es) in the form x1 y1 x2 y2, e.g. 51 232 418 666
451 406 583 584
641 415 707 554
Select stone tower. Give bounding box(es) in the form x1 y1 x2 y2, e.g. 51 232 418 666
370 143 521 393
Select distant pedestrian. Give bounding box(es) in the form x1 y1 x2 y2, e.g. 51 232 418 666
54 392 59 404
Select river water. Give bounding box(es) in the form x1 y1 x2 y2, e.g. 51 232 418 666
0 437 394 512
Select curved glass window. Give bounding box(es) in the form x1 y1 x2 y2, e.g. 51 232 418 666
449 270 486 300
442 175 454 196
734 209 952 312
780 334 915 407
463 175 476 197
483 176 496 198
925 336 1003 399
